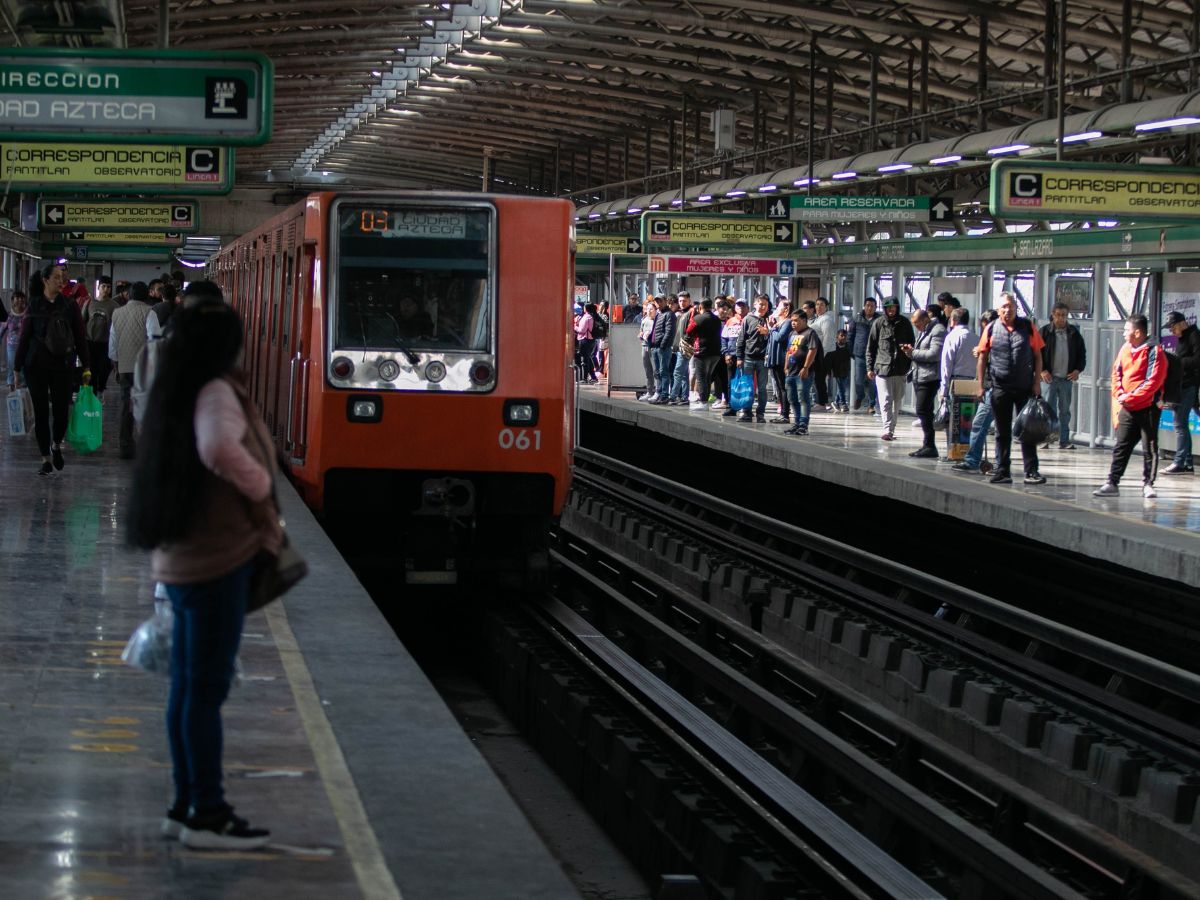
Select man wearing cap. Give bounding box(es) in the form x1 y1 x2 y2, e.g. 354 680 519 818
937 292 960 324
1163 310 1200 474
976 292 1046 485
108 281 153 459
1038 302 1087 450
866 297 915 441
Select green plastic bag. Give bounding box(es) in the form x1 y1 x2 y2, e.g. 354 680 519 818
66 385 103 453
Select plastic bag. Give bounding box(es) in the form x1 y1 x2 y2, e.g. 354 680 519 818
122 601 173 676
6 388 33 437
730 369 754 411
66 385 103 452
1013 395 1057 444
933 396 949 429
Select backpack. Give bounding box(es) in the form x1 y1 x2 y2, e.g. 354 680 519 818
40 299 76 357
1158 346 1182 406
592 315 608 340
84 303 111 342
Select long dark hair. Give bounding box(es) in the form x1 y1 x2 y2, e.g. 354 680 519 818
29 262 61 304
126 297 245 549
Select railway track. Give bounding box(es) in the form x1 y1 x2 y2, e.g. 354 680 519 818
533 448 1200 897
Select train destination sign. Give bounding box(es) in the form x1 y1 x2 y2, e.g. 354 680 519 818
789 195 933 223
647 255 796 276
990 159 1200 221
39 199 199 233
0 142 232 194
642 213 797 250
576 233 643 255
0 48 272 145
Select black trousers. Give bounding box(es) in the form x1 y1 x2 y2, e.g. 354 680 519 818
712 357 730 401
1108 405 1160 486
991 387 1040 475
813 359 830 406
24 365 72 456
118 372 137 458
770 364 790 417
87 341 112 394
914 381 938 449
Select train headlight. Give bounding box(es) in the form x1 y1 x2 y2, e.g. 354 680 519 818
346 394 383 423
424 360 447 383
331 356 354 379
470 361 494 385
378 359 401 381
504 399 539 426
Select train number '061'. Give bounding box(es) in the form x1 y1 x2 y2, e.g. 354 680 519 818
498 428 542 451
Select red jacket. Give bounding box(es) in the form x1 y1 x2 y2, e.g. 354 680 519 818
1111 341 1168 412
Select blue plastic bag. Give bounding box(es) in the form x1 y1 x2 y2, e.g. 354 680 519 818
730 369 754 411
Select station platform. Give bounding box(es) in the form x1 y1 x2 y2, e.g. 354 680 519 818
0 434 578 899
581 386 1200 590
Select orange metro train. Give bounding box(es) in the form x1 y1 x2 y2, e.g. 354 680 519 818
208 192 576 586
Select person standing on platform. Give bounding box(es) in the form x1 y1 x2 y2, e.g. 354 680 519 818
782 309 821 436
809 297 837 411
735 296 772 422
1094 315 1169 498
827 329 851 412
638 298 657 400
1163 310 1200 474
14 264 90 476
953 310 996 473
937 292 960 324
866 297 914 442
715 299 744 411
671 294 692 404
126 298 276 850
82 276 117 400
649 295 676 404
939 308 978 401
904 308 946 458
1038 303 1086 450
766 304 794 424
976 292 1046 485
849 299 880 414
2 291 27 391
109 281 154 459
686 298 722 409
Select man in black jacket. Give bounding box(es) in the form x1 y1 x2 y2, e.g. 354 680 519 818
734 295 772 421
686 298 723 408
648 296 676 404
1038 302 1087 450
1164 310 1200 474
866 297 914 441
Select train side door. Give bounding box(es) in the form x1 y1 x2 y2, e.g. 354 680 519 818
286 244 316 465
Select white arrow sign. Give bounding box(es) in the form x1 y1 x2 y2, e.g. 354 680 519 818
774 223 794 242
46 205 64 224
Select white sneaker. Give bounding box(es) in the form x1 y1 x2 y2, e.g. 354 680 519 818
689 401 706 410
1093 482 1119 497
641 393 657 402
711 400 728 410
1143 484 1157 499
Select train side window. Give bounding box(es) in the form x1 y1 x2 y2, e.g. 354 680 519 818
281 248 295 349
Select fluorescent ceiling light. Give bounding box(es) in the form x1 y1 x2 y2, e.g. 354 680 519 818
792 177 817 186
987 144 1030 155
1134 117 1200 132
726 190 747 197
588 213 601 219
697 194 713 201
877 163 912 173
648 203 661 209
671 199 683 206
627 207 642 214
607 211 620 216
1062 131 1103 143
832 171 857 180
929 155 962 165
756 184 778 192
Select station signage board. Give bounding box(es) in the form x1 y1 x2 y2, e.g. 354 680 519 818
647 255 796 276
48 230 183 246
642 213 797 250
788 195 934 223
46 244 173 263
0 142 232 194
990 159 1200 221
576 232 643 255
39 198 199 233
0 48 272 145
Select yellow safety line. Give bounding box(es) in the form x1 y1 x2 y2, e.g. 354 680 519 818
265 601 403 900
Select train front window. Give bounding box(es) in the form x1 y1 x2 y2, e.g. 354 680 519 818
335 205 492 352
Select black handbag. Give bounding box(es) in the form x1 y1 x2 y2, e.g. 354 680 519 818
243 394 308 612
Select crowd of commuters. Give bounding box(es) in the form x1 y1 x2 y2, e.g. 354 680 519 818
605 287 1194 499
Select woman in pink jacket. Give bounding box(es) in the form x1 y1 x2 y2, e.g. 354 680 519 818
126 285 280 851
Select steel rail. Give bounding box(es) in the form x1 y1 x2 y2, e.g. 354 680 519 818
571 448 1200 760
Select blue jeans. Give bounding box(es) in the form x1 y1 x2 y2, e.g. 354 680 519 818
741 359 769 416
834 376 849 407
785 373 814 427
852 356 876 408
1174 383 1198 467
964 390 994 469
671 352 690 400
653 347 673 398
4 343 20 387
1044 376 1073 444
166 561 253 814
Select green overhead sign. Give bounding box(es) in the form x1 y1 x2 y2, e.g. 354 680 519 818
0 48 272 145
46 244 173 263
788 195 949 223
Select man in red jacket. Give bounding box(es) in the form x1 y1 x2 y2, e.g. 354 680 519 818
1094 314 1168 499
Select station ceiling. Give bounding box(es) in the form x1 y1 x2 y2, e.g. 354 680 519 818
2 0 1197 206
